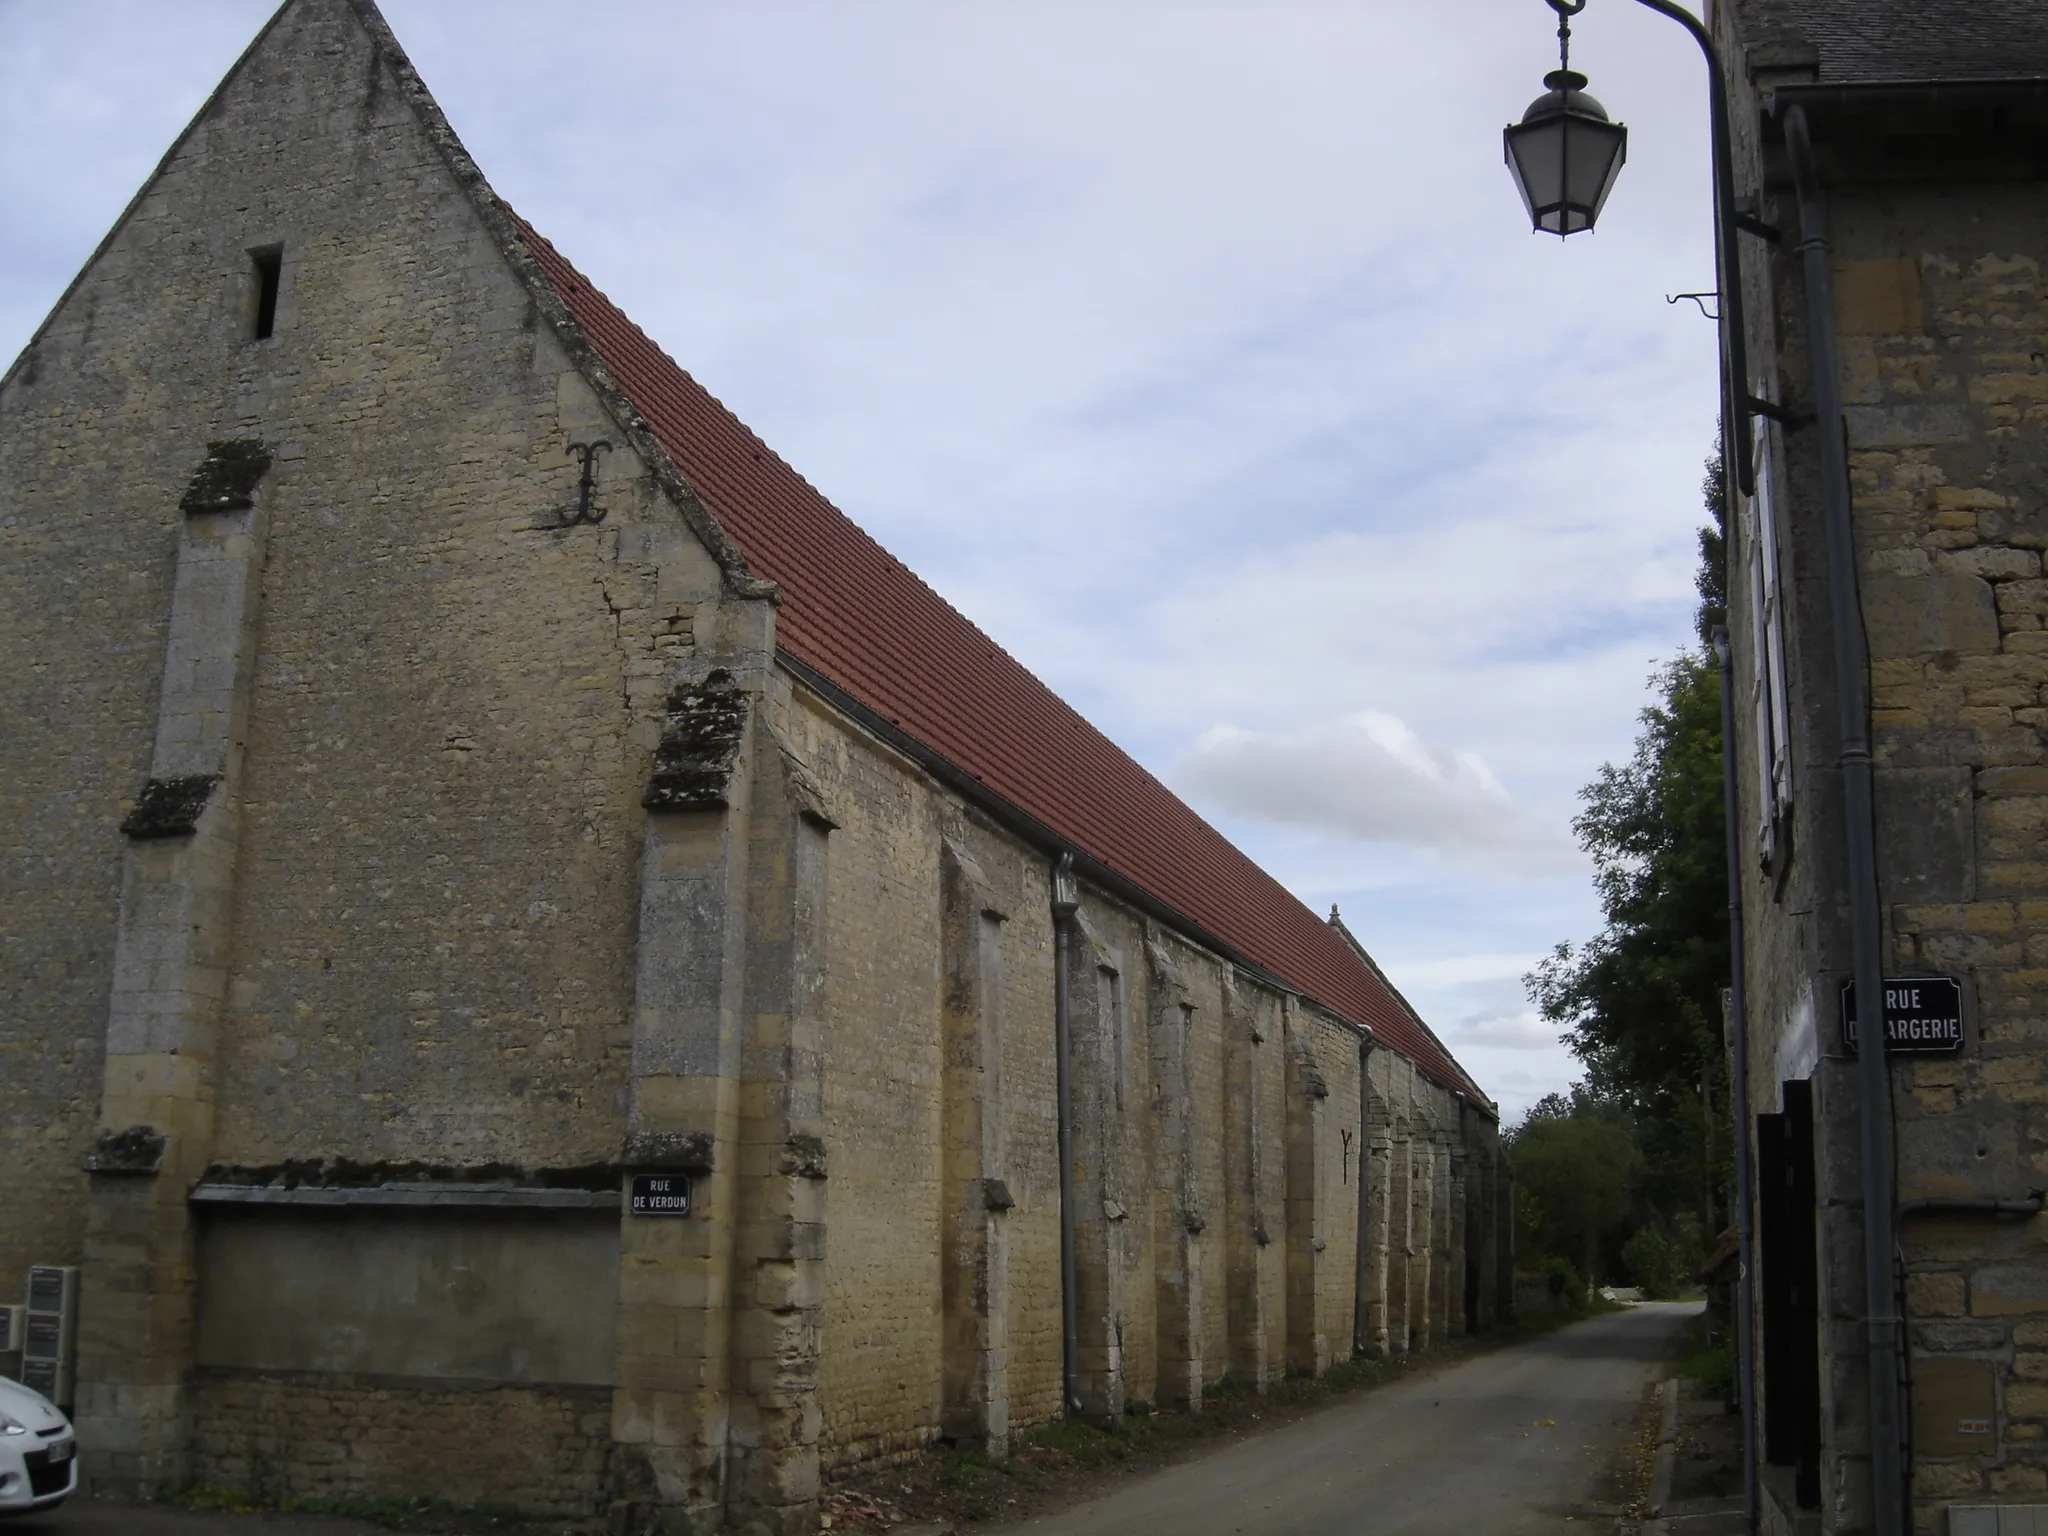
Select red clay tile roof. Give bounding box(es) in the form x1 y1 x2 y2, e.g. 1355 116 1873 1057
509 214 1482 1103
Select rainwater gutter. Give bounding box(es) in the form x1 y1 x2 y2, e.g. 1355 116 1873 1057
1051 853 1082 1416
1713 627 1760 1536
1781 102 1907 1536
1770 79 2048 123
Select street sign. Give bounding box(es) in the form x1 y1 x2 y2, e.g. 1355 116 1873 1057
629 1173 692 1217
1841 975 1964 1053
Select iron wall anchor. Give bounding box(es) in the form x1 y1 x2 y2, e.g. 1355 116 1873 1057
562 439 613 526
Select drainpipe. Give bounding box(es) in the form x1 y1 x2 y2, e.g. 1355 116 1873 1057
1353 1038 1374 1356
1051 852 1082 1416
1713 627 1760 1536
1783 103 1906 1536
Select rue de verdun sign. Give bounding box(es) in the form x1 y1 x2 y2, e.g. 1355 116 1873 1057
629 1173 693 1217
1840 975 1965 1054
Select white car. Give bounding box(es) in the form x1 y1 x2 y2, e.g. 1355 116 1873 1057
0 1376 75 1515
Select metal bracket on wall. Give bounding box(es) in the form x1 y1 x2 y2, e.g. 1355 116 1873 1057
1747 393 1812 428
1667 291 1721 320
1735 209 1783 243
561 439 612 526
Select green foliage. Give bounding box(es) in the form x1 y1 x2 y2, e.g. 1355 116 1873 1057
1526 650 1727 1118
1507 1089 1639 1280
1621 1225 1678 1298
1678 1310 1737 1399
1514 441 1735 1285
1318 1357 1374 1391
162 1484 261 1514
1683 1344 1736 1399
1696 444 1728 647
1542 1257 1588 1315
938 1448 999 1488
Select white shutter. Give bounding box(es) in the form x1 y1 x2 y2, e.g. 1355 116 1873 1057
1744 424 1795 875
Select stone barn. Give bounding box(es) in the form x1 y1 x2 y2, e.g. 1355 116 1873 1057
0 1 1505 1529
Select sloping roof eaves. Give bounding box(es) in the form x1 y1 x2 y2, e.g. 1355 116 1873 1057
1733 0 2048 83
1330 911 1495 1115
509 217 1482 1100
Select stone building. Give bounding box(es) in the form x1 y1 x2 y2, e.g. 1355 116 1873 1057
0 1 1503 1528
1715 3 2048 1534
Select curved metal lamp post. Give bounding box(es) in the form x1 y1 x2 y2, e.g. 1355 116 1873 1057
1502 0 1777 497
1504 7 1908 1536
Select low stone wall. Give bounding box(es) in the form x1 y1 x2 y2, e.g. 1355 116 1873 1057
188 1370 612 1516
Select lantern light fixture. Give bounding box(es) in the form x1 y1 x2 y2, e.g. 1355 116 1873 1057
1496 6 1908 1536
1503 0 1629 236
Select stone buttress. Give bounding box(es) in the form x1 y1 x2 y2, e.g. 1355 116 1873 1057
75 442 276 1486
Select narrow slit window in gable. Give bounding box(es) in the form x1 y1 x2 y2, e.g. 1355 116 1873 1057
250 246 283 340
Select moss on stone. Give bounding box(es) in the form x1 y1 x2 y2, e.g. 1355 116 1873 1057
642 668 749 811
196 1157 624 1193
120 773 221 838
82 1124 167 1175
179 438 274 514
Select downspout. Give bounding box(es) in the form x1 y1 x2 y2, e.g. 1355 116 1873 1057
1051 852 1082 1416
1714 627 1761 1536
1782 103 1906 1536
1353 1038 1374 1357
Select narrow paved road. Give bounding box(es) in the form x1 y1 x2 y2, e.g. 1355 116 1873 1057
1004 1302 1698 1536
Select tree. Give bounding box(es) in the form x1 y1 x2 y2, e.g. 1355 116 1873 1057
1506 1088 1639 1286
1526 650 1727 1117
1521 445 1732 1253
1696 446 1727 647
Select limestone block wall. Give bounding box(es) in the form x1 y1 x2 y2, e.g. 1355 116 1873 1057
1725 78 2048 1529
1183 948 1234 1391
1837 189 2048 1522
0 0 748 1496
1312 1016 1365 1366
794 693 951 1466
995 862 1065 1430
188 1374 611 1516
776 682 1498 1473
0 1 1501 1521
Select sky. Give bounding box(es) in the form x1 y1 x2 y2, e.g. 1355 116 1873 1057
0 0 1723 1121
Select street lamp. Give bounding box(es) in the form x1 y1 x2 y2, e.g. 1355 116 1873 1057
1503 0 1767 497
1499 7 1907 1536
1502 4 1627 236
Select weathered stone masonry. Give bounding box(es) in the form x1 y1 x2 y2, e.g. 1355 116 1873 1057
1719 4 2048 1533
0 1 1506 1529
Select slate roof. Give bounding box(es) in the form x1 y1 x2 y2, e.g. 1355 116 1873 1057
1733 0 2048 83
507 215 1484 1103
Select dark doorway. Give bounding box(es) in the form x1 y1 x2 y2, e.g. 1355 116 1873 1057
1757 1078 1822 1508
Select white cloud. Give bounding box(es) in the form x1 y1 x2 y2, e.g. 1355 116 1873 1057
1178 711 1580 876
1385 953 1548 990
0 0 1727 1120
1447 1011 1563 1052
